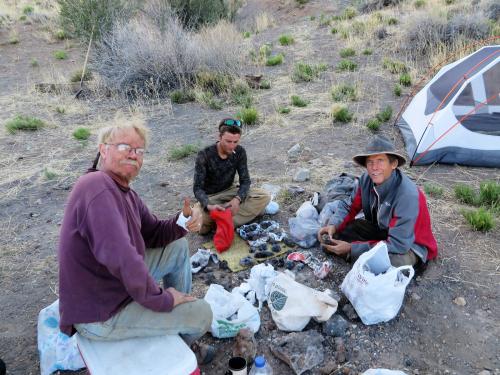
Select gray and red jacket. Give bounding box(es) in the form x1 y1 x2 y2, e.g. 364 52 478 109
329 169 438 262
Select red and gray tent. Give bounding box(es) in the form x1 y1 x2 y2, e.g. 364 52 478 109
398 45 500 167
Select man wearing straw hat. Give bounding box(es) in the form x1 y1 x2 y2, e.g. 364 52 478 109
318 135 438 267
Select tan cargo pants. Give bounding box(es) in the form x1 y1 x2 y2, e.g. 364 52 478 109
196 186 271 234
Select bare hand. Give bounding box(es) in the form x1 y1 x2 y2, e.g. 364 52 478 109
166 287 196 307
227 197 240 216
182 197 192 217
207 204 226 212
322 239 351 256
317 225 336 243
186 205 203 232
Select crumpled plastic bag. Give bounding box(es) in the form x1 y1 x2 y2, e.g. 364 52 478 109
38 300 85 375
190 248 219 273
246 263 278 310
204 284 260 338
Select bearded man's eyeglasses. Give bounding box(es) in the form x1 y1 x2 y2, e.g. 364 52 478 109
106 143 145 156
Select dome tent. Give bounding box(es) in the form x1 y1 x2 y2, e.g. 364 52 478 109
397 45 500 167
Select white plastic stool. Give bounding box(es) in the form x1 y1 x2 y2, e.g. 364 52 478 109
76 334 199 375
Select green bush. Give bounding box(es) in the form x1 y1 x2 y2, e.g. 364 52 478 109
162 0 231 29
394 84 402 96
336 59 358 72
444 0 454 4
278 34 294 46
57 0 129 40
9 35 19 44
54 29 67 40
23 5 34 15
43 168 58 180
259 80 271 89
195 90 223 110
278 107 291 114
478 181 500 208
414 0 426 8
454 184 477 205
73 127 91 140
462 208 494 231
424 183 444 198
196 71 231 94
387 17 398 25
382 58 408 74
376 106 393 122
31 58 39 67
259 43 272 58
331 83 357 102
237 107 259 125
5 115 45 134
230 81 253 108
54 50 67 60
266 54 284 66
55 106 66 114
243 31 251 38
399 73 412 87
331 27 338 34
296 0 309 5
169 144 200 160
19 15 27 21
291 95 309 107
291 62 327 82
342 7 357 20
366 118 381 131
339 48 356 58
70 69 93 83
319 13 331 26
170 89 195 104
331 104 353 123
362 48 373 55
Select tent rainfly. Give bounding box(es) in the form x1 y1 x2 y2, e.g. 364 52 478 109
398 45 500 167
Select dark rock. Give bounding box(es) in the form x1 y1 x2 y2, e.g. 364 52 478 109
319 360 337 374
270 330 324 375
377 27 388 39
284 260 295 270
296 263 305 271
283 237 297 247
254 250 274 259
342 304 359 321
323 315 349 337
219 260 229 270
271 243 281 253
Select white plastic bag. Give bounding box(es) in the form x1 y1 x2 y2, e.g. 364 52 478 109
296 201 319 220
37 300 85 375
288 217 320 248
246 263 278 310
268 272 338 331
204 284 261 338
340 242 415 325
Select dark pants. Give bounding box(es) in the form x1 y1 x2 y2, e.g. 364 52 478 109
337 219 419 267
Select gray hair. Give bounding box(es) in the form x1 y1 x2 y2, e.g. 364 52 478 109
97 113 149 148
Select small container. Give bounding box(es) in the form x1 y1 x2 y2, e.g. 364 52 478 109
248 355 273 375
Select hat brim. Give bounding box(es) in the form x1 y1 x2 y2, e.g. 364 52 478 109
353 151 407 167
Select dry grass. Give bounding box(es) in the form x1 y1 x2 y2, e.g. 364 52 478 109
254 11 275 33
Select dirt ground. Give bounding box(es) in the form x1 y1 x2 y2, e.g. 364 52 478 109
0 1 499 375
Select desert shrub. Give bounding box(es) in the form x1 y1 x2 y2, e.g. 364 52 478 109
259 43 272 58
23 5 34 15
278 107 291 114
55 106 66 114
31 58 39 67
70 69 93 83
243 31 251 38
331 27 338 34
237 107 259 125
402 13 490 60
336 59 358 72
194 90 223 110
382 58 408 74
19 15 27 21
92 16 243 96
291 95 309 107
366 118 381 131
43 168 58 180
73 127 91 140
444 0 454 4
478 181 500 208
291 62 327 82
331 83 358 102
339 48 356 58
296 0 309 5
462 208 494 231
342 7 357 20
278 34 294 45
170 89 195 103
5 115 45 134
387 17 398 25
54 29 67 40
424 183 444 197
259 80 271 89
319 13 331 26
54 50 67 59
394 84 402 96
362 48 373 55
376 105 393 122
357 0 403 13
230 80 253 107
414 0 426 8
57 0 131 40
169 0 231 29
331 104 353 123
196 71 231 94
9 34 19 44
454 184 477 205
266 54 284 66
169 143 200 160
399 73 412 86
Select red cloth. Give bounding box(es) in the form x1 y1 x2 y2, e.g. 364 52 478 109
210 209 234 253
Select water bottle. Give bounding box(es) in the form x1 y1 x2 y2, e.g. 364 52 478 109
248 355 273 375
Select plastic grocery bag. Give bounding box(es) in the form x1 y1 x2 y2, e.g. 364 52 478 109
204 284 261 338
288 217 320 248
246 263 278 310
340 242 415 325
268 272 338 331
37 300 85 375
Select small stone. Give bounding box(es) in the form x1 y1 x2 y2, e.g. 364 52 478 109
342 304 359 321
411 293 422 301
453 297 466 306
323 314 349 337
284 259 295 270
319 360 337 374
287 143 302 159
287 185 305 196
293 168 310 182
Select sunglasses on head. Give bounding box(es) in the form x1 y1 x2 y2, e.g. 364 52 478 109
222 119 241 127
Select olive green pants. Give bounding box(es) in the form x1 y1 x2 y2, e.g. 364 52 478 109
196 186 271 234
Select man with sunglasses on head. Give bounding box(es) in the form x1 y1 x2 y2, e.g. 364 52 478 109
317 135 438 268
193 118 271 234
58 116 215 365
